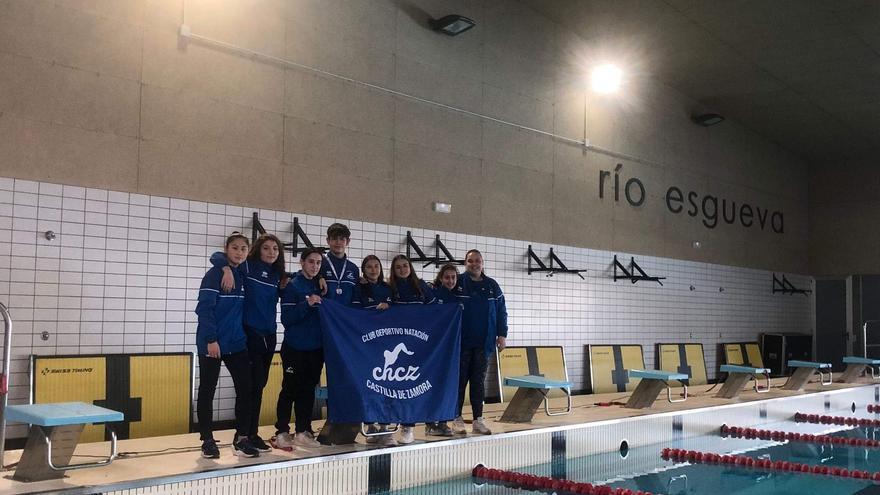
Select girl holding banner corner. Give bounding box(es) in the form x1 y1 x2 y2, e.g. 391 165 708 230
353 255 398 446
273 247 326 451
388 254 436 444
424 263 465 437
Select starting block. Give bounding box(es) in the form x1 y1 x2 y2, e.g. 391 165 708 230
624 370 689 409
716 365 771 399
499 375 573 423
839 357 880 383
5 402 122 482
783 360 832 391
314 386 360 446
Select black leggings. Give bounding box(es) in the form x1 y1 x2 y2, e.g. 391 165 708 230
276 346 324 434
244 327 276 437
197 351 253 441
456 347 488 419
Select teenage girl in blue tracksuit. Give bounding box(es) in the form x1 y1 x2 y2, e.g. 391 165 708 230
211 233 287 452
388 254 436 305
425 262 465 437
274 247 325 449
195 233 257 458
351 255 392 310
433 263 465 305
352 255 395 445
454 249 508 436
387 254 435 443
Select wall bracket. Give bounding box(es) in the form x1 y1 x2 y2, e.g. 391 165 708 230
406 232 464 268
251 212 326 257
772 273 811 296
527 245 586 279
613 255 665 286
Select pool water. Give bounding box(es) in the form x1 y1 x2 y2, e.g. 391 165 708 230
390 420 880 494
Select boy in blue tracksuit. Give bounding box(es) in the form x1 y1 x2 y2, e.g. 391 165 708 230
195 233 258 458
210 233 287 452
320 223 359 304
452 249 508 436
273 247 325 450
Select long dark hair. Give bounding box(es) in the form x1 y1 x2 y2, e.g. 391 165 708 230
300 247 324 291
388 254 423 300
249 234 287 285
360 255 384 299
433 263 459 288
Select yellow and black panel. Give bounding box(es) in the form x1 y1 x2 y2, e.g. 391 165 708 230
259 352 284 426
587 345 645 394
722 342 764 368
259 352 329 426
657 344 708 386
33 356 106 442
498 346 568 402
33 353 193 441
128 354 192 438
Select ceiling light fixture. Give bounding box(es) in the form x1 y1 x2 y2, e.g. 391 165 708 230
691 113 725 127
430 15 476 36
590 64 623 94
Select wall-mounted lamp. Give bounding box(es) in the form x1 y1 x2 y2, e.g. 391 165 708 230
591 64 622 94
692 240 701 249
432 201 452 214
430 15 476 36
691 113 725 127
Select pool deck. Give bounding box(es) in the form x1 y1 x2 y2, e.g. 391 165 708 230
0 377 875 494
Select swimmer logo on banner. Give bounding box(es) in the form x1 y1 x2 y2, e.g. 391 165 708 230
319 300 461 424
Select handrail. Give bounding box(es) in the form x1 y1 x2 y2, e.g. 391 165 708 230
0 302 12 470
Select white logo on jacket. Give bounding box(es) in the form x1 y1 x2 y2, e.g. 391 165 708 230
372 343 420 381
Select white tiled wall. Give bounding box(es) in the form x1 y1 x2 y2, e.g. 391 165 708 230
0 177 812 438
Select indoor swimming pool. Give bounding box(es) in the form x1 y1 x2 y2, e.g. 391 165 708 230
391 406 880 494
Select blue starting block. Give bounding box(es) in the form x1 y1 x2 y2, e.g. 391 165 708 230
625 370 689 409
5 402 122 482
716 365 771 398
783 360 832 391
499 375 573 423
840 356 880 383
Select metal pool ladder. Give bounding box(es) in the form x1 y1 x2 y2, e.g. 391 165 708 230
0 301 13 470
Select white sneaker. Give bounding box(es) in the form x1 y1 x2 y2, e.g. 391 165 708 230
294 431 322 448
399 426 415 444
451 416 467 435
472 417 492 435
271 432 295 452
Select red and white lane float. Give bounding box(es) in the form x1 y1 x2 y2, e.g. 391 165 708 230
471 465 659 495
660 448 880 481
721 422 880 448
793 412 880 427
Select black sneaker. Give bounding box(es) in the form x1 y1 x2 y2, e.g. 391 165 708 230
250 435 272 452
201 439 220 459
232 437 260 458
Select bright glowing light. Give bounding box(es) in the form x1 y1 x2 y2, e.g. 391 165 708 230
591 64 622 94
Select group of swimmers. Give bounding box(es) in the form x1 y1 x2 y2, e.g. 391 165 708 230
194 223 508 458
